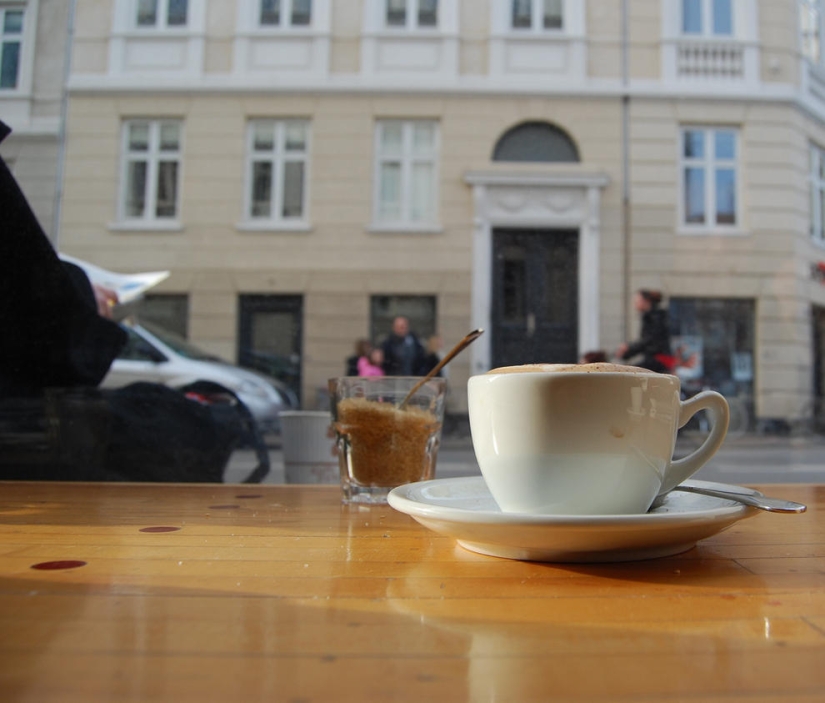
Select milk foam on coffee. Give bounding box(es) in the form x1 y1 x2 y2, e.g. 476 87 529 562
487 362 657 375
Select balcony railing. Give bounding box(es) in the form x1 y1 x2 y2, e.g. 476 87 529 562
662 37 758 90
677 40 744 79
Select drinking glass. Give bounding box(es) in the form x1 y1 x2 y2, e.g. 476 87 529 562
329 376 447 504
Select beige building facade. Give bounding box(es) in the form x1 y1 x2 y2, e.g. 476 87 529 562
48 0 825 427
0 0 71 243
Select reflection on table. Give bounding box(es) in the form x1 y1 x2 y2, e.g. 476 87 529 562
0 481 822 701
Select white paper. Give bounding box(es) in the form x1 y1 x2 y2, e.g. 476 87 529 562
59 254 169 304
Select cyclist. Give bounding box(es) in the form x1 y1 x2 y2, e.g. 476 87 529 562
616 289 674 374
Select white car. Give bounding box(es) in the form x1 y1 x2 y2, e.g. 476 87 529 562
101 321 298 435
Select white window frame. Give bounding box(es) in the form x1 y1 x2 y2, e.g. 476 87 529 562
372 119 440 232
107 1 205 79
0 4 24 90
134 0 189 29
117 119 183 228
810 143 825 245
678 125 742 234
509 0 564 32
242 118 310 229
361 0 458 80
257 0 313 29
680 0 734 37
801 0 823 64
364 0 457 36
382 0 439 30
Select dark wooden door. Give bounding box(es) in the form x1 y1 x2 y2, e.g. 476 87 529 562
491 229 578 367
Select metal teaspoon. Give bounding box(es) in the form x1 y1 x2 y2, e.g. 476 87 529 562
666 484 807 513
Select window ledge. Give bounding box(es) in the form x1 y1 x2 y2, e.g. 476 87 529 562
677 226 748 237
108 220 184 233
241 28 326 38
669 35 744 44
115 29 202 39
365 29 455 39
236 220 313 233
368 223 443 235
491 31 573 41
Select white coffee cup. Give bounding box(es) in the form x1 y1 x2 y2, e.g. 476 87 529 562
467 363 730 515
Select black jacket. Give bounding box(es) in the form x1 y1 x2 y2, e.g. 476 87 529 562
0 120 126 395
621 308 671 371
381 332 426 376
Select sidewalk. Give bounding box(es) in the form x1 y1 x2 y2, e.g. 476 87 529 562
225 431 825 485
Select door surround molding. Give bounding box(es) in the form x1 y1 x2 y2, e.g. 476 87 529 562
464 169 610 374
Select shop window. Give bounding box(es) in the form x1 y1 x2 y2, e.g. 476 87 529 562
370 295 437 345
139 294 189 338
669 297 755 398
238 295 303 400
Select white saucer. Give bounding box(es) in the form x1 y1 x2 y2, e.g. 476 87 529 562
387 477 760 563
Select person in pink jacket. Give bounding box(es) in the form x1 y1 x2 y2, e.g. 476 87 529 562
357 347 385 377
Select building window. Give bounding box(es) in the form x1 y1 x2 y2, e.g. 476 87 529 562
120 120 182 223
680 126 738 229
492 121 579 162
511 0 562 31
811 144 825 244
0 7 23 89
370 295 437 345
385 0 438 29
136 0 188 28
259 0 312 27
374 119 438 227
681 0 733 37
801 0 822 63
246 119 309 223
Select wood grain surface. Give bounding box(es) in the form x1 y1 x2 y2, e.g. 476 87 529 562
0 481 822 702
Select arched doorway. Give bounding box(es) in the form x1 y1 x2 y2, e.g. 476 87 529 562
464 121 608 372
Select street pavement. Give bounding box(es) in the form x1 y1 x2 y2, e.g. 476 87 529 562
225 432 825 486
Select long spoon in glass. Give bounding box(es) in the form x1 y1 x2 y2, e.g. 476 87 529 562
398 328 484 410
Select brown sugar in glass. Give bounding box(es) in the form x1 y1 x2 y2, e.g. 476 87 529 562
330 377 446 504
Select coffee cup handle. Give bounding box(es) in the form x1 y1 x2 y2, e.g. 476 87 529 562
660 390 730 495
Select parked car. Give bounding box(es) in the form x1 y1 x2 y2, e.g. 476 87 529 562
101 321 298 435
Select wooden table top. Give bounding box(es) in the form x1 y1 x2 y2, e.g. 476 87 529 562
0 481 822 702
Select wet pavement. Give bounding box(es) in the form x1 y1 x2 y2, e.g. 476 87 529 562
225 432 825 486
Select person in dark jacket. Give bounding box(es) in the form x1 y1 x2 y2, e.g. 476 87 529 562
380 316 426 376
0 119 126 396
616 289 673 373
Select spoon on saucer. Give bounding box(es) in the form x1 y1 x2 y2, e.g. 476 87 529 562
661 484 806 513
398 328 484 410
